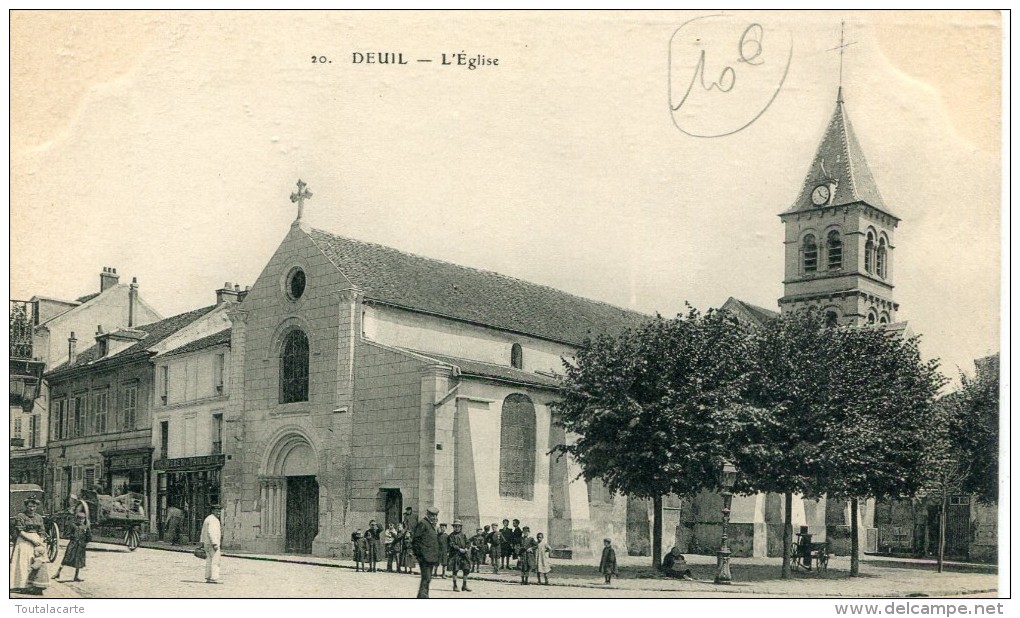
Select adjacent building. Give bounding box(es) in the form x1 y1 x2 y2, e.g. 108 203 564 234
10 268 161 486
44 291 235 531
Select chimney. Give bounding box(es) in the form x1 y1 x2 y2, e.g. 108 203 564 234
68 332 78 365
216 281 240 304
237 285 251 303
100 267 120 292
129 277 138 327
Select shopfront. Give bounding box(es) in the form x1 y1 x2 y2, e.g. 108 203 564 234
154 454 224 543
103 448 152 498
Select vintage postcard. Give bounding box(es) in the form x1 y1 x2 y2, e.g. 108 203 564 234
8 9 1006 611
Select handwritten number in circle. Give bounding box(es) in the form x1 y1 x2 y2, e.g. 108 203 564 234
739 24 764 66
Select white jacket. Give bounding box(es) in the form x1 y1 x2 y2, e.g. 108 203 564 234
200 514 221 547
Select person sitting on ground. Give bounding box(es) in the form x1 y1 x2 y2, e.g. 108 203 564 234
660 546 694 580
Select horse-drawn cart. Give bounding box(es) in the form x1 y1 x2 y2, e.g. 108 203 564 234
9 484 61 563
77 488 147 550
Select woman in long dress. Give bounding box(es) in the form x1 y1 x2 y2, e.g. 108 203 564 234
534 532 552 585
10 498 47 594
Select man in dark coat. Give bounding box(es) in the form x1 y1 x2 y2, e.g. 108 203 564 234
499 519 513 569
510 519 523 564
411 506 441 598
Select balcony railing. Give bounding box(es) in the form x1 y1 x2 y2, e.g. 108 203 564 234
10 300 36 360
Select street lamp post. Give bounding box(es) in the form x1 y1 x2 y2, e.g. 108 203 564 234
715 461 738 585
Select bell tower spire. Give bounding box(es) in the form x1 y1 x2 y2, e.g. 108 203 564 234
777 27 901 327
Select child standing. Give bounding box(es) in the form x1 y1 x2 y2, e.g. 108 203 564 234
518 526 536 585
352 530 366 572
534 532 552 585
470 528 485 573
26 546 50 594
599 538 617 585
53 511 91 582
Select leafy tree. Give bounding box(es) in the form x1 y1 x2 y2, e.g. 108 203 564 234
552 307 750 567
817 325 947 575
728 308 834 578
954 354 1000 504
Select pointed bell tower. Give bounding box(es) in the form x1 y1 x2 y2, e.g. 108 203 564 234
778 87 900 326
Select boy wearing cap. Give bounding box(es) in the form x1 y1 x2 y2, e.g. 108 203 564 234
518 526 536 585
447 520 472 592
499 519 513 569
487 522 502 573
434 523 449 579
599 538 617 584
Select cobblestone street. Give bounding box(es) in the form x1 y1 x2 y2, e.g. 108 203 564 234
16 541 999 599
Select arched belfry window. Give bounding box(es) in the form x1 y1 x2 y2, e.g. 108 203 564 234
802 234 818 273
868 310 877 324
877 238 888 279
510 343 523 369
865 232 875 274
499 393 536 500
825 311 839 328
280 329 309 404
827 230 843 271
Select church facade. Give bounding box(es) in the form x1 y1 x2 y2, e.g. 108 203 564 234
220 219 648 557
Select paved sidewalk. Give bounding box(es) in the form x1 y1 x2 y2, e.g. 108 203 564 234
98 536 998 598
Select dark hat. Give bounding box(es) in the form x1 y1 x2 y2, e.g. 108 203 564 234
426 506 439 515
24 498 40 507
453 519 463 526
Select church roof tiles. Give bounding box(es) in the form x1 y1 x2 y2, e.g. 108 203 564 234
787 91 896 219
308 228 648 346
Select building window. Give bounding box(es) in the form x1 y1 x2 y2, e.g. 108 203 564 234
13 417 23 438
214 353 226 394
877 238 888 279
587 477 614 505
510 343 523 369
868 310 877 324
52 398 67 440
84 466 95 490
29 415 39 448
280 329 310 404
865 232 875 274
212 413 223 455
286 267 306 301
880 312 890 325
160 365 169 405
160 420 169 460
122 383 138 430
802 234 818 273
92 390 109 434
499 393 536 500
826 230 842 271
72 393 87 437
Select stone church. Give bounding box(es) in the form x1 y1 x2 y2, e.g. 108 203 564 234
219 204 648 557
219 86 904 559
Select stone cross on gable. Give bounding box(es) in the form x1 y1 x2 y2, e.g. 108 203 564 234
290 179 313 222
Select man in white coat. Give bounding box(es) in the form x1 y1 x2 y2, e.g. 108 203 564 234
200 504 223 584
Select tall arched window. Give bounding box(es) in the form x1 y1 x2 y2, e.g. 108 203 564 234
280 330 309 404
510 343 523 369
499 393 536 500
865 232 875 274
877 238 888 279
802 234 818 273
868 310 877 324
827 230 842 271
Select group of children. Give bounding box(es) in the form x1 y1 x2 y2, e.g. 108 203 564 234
351 519 419 573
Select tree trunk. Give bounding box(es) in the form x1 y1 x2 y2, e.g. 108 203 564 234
850 497 860 576
938 491 947 573
781 491 793 579
652 495 663 569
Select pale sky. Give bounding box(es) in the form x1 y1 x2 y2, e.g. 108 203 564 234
10 10 1002 381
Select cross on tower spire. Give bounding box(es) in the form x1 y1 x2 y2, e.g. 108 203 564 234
290 179 313 223
827 20 856 102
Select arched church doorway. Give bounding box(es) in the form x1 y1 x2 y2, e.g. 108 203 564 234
263 433 320 555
